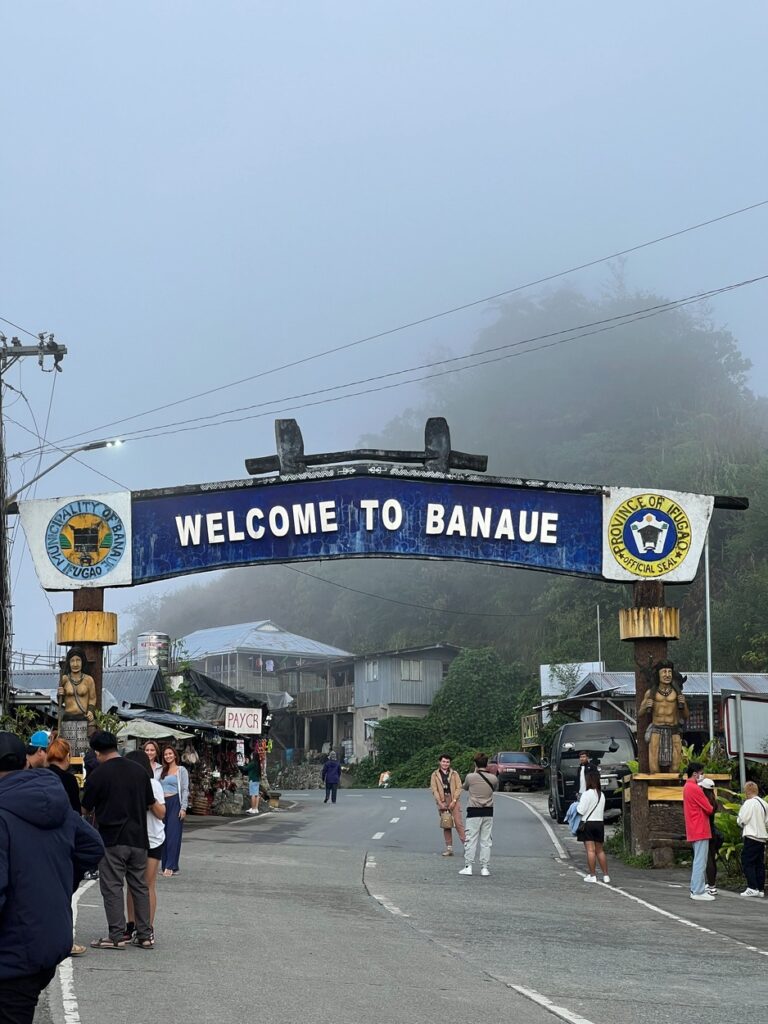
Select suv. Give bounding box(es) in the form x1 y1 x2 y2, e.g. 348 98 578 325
486 751 545 791
547 720 636 823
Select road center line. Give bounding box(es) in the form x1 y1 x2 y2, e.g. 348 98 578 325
372 831 385 839
371 894 410 918
505 795 568 860
389 817 400 823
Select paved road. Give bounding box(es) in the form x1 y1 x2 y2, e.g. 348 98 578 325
36 787 768 1024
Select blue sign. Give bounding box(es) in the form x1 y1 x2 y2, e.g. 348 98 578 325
131 471 602 584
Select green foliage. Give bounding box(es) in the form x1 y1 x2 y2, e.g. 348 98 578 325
174 678 203 719
677 740 735 777
391 742 475 789
92 708 122 735
347 756 382 788
0 705 39 740
374 717 432 766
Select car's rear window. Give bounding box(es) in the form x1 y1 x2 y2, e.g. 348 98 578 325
498 752 535 764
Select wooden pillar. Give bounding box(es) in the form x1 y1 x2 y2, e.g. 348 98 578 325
304 715 310 751
332 712 339 750
57 587 117 713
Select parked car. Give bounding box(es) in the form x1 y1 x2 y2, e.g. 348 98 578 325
547 720 636 823
486 751 546 791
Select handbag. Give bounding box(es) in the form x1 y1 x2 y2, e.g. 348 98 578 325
576 794 598 837
439 810 454 829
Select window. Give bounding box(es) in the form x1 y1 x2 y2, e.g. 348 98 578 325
441 662 451 680
498 752 535 764
365 659 378 682
400 659 422 681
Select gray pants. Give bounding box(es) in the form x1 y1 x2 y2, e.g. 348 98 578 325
99 845 151 942
464 815 493 868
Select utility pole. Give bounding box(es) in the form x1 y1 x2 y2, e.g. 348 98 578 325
0 333 67 716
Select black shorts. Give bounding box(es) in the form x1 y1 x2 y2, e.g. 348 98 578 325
148 843 164 861
578 822 605 844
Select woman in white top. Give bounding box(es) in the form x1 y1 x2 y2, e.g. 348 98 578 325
576 770 610 885
143 740 163 780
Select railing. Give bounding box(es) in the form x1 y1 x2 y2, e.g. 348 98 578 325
295 685 354 714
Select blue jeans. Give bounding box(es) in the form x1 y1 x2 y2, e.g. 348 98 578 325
690 839 710 894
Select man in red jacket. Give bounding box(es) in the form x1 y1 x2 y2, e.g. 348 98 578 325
683 761 715 901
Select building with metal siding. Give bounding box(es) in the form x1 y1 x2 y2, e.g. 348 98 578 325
11 665 170 711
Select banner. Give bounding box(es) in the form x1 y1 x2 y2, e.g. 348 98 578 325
16 470 717 590
224 707 263 735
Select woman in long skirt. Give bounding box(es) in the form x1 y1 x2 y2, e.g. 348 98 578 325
160 746 189 876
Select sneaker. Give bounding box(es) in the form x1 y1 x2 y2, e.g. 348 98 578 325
706 886 718 895
246 808 259 815
583 875 597 883
690 892 716 901
441 847 453 857
458 866 472 875
480 867 490 877
740 888 761 897
602 875 611 885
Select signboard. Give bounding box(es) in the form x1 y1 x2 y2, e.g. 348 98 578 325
224 706 263 735
723 694 768 763
17 466 716 590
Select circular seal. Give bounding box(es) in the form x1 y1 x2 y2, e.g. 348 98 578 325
45 500 127 581
608 493 692 577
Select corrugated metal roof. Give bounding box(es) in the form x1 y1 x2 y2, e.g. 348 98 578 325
11 666 169 710
180 621 351 661
576 672 768 697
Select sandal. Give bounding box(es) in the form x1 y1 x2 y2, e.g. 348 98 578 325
70 944 87 957
90 937 126 950
131 936 154 950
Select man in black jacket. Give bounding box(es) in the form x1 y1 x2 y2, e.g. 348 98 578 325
0 731 104 1024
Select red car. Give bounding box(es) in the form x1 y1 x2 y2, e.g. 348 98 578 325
486 751 545 791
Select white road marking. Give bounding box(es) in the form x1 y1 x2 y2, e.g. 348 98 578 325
508 984 596 1024
366 856 377 868
372 831 385 839
400 806 407 810
505 795 568 860
59 878 95 1024
571 865 768 955
389 817 400 823
371 894 410 917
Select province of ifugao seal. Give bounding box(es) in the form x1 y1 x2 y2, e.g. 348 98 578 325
608 493 691 577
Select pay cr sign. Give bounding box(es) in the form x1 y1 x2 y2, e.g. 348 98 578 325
224 707 263 735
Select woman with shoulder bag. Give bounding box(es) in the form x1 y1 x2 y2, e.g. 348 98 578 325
576 770 610 885
430 753 466 856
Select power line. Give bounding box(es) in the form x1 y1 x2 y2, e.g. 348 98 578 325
0 317 39 340
49 197 768 448
285 565 540 618
24 271 763 453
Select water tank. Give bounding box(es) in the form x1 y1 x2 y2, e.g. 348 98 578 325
136 632 171 671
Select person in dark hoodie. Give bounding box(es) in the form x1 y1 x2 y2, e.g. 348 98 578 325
321 752 342 804
0 731 104 1024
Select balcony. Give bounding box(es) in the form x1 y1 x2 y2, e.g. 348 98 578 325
295 685 354 714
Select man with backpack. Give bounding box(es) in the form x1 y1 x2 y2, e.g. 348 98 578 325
458 753 498 877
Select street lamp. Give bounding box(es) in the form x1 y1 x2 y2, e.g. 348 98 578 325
4 439 123 510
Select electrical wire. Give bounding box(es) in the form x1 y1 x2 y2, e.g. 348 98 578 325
284 565 541 618
0 317 39 340
47 197 768 448
23 271 763 453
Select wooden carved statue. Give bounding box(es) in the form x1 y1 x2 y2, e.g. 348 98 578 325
57 647 97 755
639 659 689 774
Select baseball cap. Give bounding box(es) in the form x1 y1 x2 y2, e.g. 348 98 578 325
26 729 51 754
698 777 715 789
0 732 27 771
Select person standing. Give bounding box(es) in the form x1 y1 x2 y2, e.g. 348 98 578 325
430 753 466 857
736 781 768 898
577 770 610 884
46 738 81 814
322 752 342 804
683 762 714 901
124 751 166 944
459 753 498 877
24 731 49 770
81 731 156 950
160 746 189 876
698 778 721 896
0 731 103 1023
576 751 596 797
240 748 262 815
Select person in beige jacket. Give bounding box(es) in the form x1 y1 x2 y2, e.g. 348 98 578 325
737 781 768 897
430 753 466 856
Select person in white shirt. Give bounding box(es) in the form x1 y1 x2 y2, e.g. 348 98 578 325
576 751 594 797
576 770 609 885
736 781 768 897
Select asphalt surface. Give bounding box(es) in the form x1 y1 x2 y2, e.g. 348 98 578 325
35 787 768 1024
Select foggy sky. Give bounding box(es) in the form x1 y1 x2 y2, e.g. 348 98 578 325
2 2 767 659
